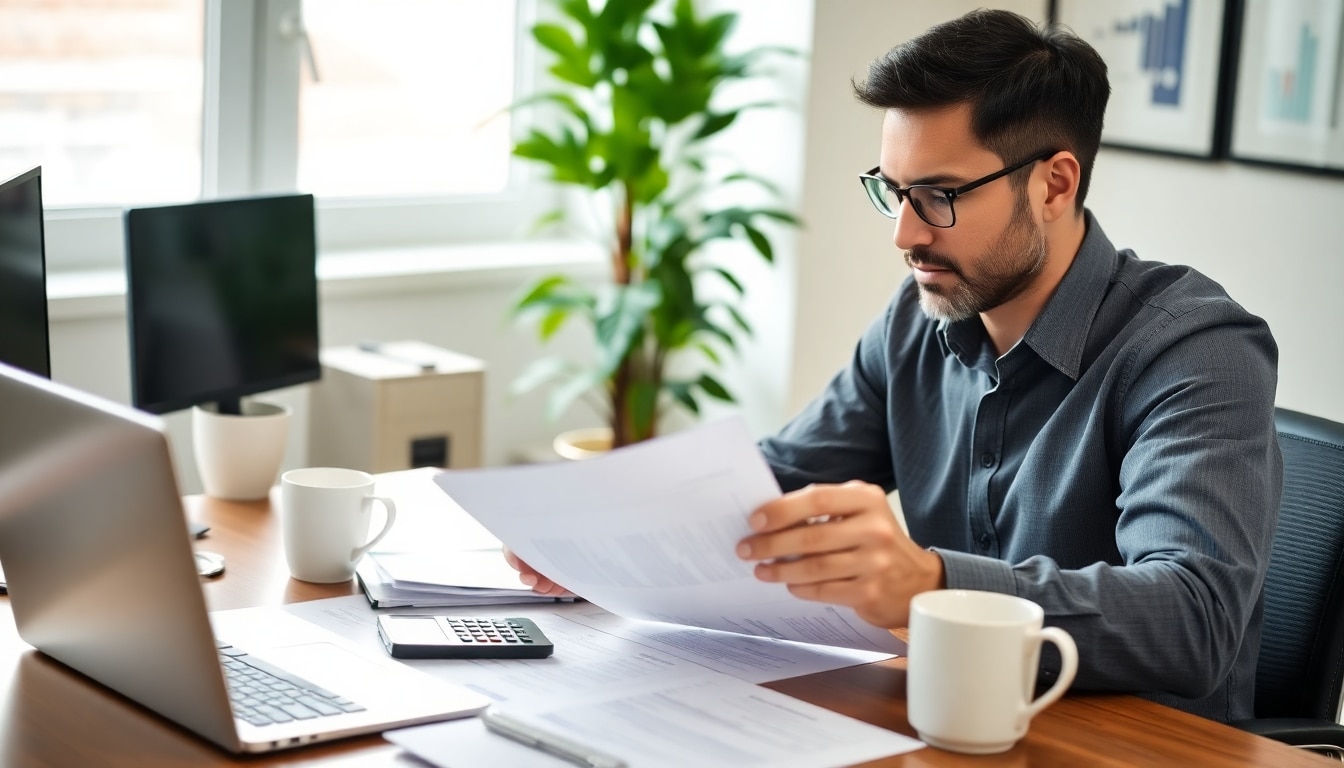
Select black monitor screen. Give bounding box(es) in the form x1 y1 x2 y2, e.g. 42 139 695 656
125 194 320 415
0 166 51 379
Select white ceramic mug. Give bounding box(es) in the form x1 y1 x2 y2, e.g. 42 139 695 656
907 589 1078 754
279 467 397 583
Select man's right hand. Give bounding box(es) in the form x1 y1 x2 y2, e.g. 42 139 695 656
502 546 574 597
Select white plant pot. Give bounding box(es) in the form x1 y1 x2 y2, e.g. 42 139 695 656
192 401 291 500
552 427 613 460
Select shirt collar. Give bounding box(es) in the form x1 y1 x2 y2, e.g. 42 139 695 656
937 209 1116 380
1022 209 1114 380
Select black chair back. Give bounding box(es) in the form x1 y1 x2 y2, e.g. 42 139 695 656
1255 408 1344 720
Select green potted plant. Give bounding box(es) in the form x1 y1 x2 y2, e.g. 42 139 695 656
510 0 801 450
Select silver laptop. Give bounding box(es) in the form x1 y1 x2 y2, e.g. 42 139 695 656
0 363 490 753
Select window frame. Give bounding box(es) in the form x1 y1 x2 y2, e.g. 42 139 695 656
43 0 557 272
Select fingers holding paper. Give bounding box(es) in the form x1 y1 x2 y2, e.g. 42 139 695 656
502 546 575 598
737 481 945 628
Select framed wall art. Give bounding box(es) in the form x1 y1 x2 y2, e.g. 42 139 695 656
1228 0 1344 174
1052 0 1237 158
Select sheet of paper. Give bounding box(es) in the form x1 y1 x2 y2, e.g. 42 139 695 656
354 560 570 609
369 550 531 591
388 717 572 767
369 468 501 553
388 672 924 768
279 595 891 691
432 417 905 654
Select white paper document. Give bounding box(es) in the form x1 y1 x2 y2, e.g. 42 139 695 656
432 417 906 655
369 550 533 592
280 595 890 692
388 673 923 768
277 596 921 767
370 468 502 554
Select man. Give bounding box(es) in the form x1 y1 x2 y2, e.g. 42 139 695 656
510 9 1281 722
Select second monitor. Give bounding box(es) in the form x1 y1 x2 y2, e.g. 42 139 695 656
0 166 51 379
124 193 321 416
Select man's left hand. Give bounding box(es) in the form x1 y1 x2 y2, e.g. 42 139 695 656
737 480 945 628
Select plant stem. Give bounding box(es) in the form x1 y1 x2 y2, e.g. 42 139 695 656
611 183 635 447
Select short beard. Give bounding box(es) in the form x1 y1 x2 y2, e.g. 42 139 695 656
908 195 1047 323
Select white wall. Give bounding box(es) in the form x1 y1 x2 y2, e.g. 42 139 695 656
792 1 1344 425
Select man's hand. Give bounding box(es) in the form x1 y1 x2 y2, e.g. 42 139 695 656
502 546 574 597
736 481 945 628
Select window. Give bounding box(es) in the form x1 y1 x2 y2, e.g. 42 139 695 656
296 0 516 199
2 0 545 271
0 0 204 207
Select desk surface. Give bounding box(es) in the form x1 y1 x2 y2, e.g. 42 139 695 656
0 479 1330 767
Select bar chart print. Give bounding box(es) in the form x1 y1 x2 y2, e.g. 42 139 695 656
1231 0 1344 171
1264 22 1320 123
1055 0 1227 156
1113 0 1191 107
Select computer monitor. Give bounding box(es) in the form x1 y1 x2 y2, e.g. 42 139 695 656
124 193 321 415
0 166 51 379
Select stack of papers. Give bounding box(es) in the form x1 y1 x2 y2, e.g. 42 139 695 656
356 469 576 609
357 551 571 609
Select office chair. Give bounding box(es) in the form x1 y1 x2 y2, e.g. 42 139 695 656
1232 407 1344 759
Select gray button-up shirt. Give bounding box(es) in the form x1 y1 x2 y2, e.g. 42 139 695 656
759 211 1281 722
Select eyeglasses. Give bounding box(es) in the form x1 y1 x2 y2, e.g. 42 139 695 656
858 150 1057 228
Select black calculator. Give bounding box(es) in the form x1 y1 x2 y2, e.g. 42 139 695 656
377 615 555 659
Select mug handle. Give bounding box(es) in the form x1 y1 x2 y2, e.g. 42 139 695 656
351 496 398 562
1024 626 1079 722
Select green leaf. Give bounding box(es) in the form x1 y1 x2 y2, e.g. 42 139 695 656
528 209 567 237
723 303 752 335
710 266 744 295
533 23 580 59
512 275 570 312
696 373 734 402
510 356 573 396
593 283 661 376
699 319 737 350
539 308 571 340
744 224 773 262
547 369 605 423
665 381 699 414
693 111 738 140
534 23 598 87
757 208 802 225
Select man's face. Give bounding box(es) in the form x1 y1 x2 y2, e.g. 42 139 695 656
878 106 1047 322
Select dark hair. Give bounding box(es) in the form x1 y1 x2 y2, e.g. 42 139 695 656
853 9 1109 209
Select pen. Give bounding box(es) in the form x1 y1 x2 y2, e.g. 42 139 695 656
481 708 627 768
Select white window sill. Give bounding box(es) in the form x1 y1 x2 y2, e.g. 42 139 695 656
46 239 607 321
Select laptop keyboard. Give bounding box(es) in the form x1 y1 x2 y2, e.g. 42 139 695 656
218 642 367 727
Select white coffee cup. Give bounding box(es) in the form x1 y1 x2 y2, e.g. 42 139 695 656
907 589 1078 754
280 467 397 583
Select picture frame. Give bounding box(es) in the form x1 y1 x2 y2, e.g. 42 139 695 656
1228 0 1344 174
1052 0 1237 158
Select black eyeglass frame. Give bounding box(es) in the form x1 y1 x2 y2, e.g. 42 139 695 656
859 149 1058 228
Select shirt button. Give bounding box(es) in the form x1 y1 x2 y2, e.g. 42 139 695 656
978 533 992 550
980 451 996 468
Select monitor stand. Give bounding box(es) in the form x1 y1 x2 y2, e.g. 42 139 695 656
191 399 290 500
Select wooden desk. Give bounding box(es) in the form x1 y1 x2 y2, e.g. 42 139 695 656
0 485 1330 767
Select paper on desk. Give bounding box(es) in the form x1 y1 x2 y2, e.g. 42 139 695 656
280 594 891 692
432 417 906 655
369 550 531 592
387 672 924 768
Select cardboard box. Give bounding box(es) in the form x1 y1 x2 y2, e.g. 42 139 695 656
308 341 484 472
